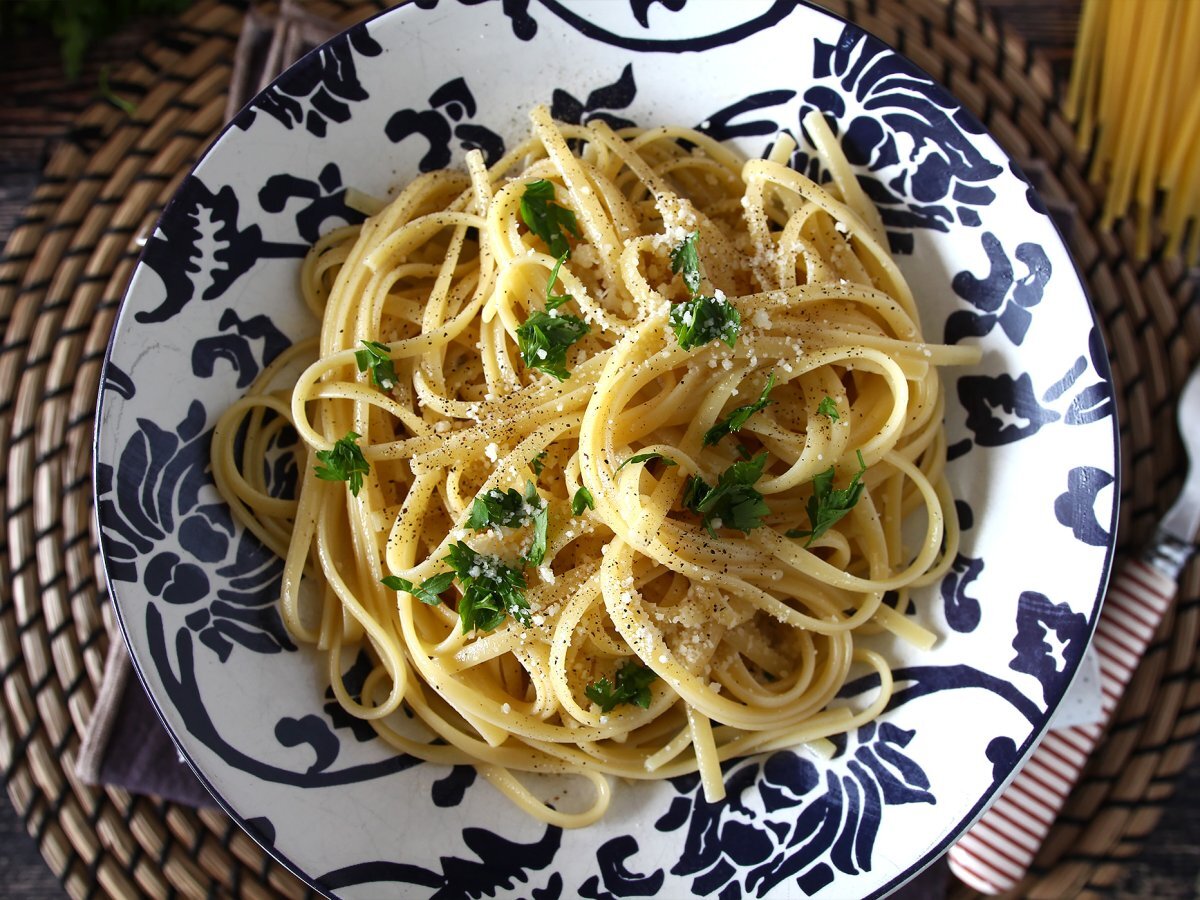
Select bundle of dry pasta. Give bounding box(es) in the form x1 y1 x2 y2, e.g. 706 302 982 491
212 106 979 827
1066 0 1200 261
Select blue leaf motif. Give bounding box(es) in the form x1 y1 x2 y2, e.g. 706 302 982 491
579 835 664 899
385 78 505 171
431 765 477 807
697 91 795 142
945 232 1051 346
1054 466 1114 546
232 24 383 136
958 372 1060 446
259 162 367 243
941 554 984 632
1010 591 1089 704
275 714 340 774
552 64 638 130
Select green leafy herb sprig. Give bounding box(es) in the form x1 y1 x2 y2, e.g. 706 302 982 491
572 487 595 515
616 451 678 473
816 396 840 420
467 481 548 567
355 340 398 391
314 431 370 496
384 542 531 634
519 179 579 258
787 450 868 546
683 452 771 537
668 231 741 351
517 311 589 382
703 372 777 446
585 660 658 712
516 188 590 381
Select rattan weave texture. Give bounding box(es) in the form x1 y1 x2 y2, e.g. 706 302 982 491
0 1 1195 897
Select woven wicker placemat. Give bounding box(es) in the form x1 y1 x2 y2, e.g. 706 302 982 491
0 0 1195 897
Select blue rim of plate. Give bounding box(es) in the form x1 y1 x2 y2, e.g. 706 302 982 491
92 1 1121 896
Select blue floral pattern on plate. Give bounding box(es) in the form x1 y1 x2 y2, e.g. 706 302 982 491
94 1 1117 897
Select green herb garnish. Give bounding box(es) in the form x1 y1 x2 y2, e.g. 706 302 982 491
531 451 548 476
816 396 840 420
443 541 531 632
466 481 548 566
670 231 702 296
314 431 370 496
585 660 658 712
355 340 398 391
667 232 740 351
669 294 741 351
788 450 868 546
519 179 579 258
616 452 678 473
703 372 776 446
380 572 455 606
572 486 595 515
683 452 771 537
545 251 573 311
516 310 589 381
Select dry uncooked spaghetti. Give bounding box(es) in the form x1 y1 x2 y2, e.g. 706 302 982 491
1066 0 1200 261
212 106 979 827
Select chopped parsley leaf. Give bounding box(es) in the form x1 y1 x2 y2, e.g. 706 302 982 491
789 450 868 546
516 310 589 381
531 450 548 476
314 431 370 496
670 231 702 296
816 396 840 420
669 294 741 351
443 541 530 632
616 451 678 472
354 339 398 391
703 372 776 446
683 452 771 537
466 481 548 567
519 179 578 258
380 572 455 606
585 660 658 712
545 251 573 311
572 486 595 515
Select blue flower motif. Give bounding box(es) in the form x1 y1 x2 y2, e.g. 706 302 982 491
792 24 1003 253
653 723 934 898
97 399 295 662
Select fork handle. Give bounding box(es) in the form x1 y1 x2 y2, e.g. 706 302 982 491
947 559 1175 894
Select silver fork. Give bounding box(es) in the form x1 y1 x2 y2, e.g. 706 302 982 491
949 366 1200 894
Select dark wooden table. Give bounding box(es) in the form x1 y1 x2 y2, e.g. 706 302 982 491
0 2 1196 898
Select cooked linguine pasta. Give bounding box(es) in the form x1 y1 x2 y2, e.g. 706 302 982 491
212 106 980 827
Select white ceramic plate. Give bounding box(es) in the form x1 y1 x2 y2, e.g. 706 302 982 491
94 2 1118 896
